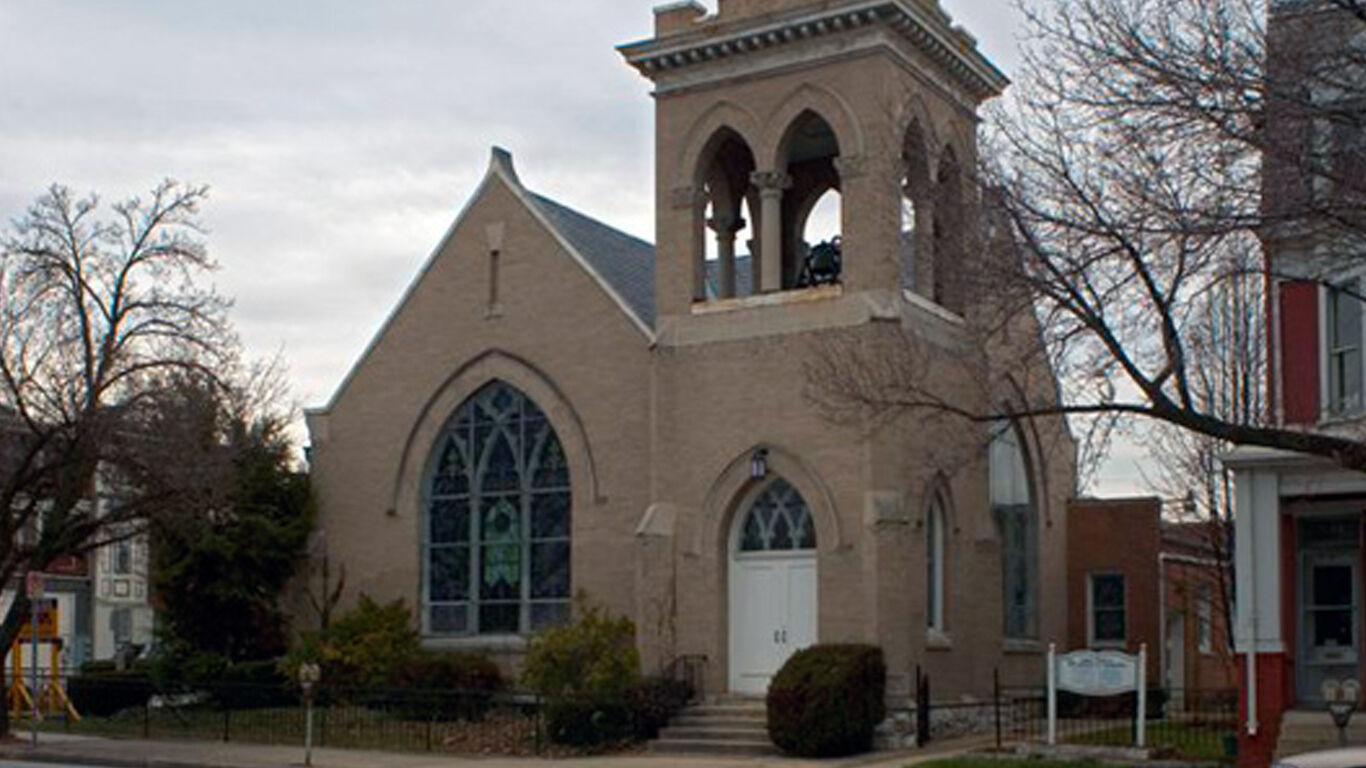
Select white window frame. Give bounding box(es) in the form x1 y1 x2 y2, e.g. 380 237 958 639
1320 278 1366 418
1087 571 1127 649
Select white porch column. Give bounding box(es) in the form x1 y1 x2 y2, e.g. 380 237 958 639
1234 467 1283 656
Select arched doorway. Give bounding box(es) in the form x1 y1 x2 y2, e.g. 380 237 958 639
728 477 818 694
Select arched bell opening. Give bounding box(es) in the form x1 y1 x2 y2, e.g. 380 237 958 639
775 110 842 290
902 120 933 293
933 145 964 312
695 128 759 301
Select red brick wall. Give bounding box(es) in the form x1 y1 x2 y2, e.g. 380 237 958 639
1067 498 1162 683
1279 280 1320 425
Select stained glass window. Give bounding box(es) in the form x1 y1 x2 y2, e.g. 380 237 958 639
991 421 1037 639
424 381 571 635
738 478 816 552
926 494 945 631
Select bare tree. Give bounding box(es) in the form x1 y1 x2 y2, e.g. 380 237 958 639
0 181 235 732
1144 257 1266 654
810 0 1366 477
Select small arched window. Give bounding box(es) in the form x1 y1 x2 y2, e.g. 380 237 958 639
424 381 571 636
738 478 816 552
926 491 947 631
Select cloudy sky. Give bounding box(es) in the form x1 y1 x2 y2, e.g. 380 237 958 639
0 1 1152 495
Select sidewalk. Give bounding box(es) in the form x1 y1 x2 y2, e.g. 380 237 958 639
0 731 996 768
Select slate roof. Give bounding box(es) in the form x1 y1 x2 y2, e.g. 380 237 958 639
529 193 657 330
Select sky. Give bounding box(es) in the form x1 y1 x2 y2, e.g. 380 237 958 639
0 1 1151 496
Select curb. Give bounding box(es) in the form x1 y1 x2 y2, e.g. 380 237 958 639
0 747 278 768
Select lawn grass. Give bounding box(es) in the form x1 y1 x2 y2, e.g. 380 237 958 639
916 758 1110 768
1068 720 1236 762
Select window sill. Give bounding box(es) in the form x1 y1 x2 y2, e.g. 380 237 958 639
926 628 953 650
1003 638 1043 654
1089 641 1127 651
421 634 528 653
691 283 842 315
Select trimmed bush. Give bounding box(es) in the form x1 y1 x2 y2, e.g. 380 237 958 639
382 652 505 721
209 659 297 709
522 595 641 747
283 594 421 692
766 644 886 757
541 695 635 747
68 663 155 717
629 676 694 740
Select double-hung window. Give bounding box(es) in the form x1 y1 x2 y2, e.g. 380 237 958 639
1089 573 1126 647
1328 280 1362 415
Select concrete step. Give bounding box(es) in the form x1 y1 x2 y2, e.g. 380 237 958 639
648 738 778 756
680 705 767 719
672 714 768 728
660 726 769 741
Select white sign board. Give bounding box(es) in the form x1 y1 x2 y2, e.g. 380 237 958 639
1057 650 1139 696
1046 643 1147 749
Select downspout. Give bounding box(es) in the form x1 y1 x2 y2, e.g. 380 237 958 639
1246 492 1260 737
1158 553 1166 689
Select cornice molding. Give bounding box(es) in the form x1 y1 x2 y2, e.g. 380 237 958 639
618 0 1008 101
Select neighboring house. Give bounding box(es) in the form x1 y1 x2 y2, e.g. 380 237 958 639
0 525 155 674
1226 1 1366 765
305 0 1077 713
1066 498 1236 697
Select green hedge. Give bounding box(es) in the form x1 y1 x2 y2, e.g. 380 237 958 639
207 660 297 709
377 652 505 721
68 663 155 717
766 644 886 757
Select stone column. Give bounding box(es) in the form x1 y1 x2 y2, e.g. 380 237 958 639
709 213 743 299
750 171 791 293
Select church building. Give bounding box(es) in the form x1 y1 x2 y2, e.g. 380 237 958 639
305 0 1077 706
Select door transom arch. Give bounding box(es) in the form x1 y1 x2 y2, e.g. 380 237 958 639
727 476 818 694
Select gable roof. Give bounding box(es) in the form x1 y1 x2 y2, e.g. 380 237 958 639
309 148 657 416
528 193 656 329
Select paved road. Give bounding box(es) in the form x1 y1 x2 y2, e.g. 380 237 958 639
2 762 118 768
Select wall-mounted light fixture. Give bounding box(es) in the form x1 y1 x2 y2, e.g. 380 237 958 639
750 447 770 480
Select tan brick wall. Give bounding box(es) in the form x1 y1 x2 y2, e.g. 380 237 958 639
306 173 653 658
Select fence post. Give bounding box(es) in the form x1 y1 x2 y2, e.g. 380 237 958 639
1136 644 1147 749
143 699 150 739
1047 643 1057 746
994 668 1002 750
223 705 231 743
426 715 433 752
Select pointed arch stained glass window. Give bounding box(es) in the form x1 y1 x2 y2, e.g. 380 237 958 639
739 478 816 553
424 381 571 635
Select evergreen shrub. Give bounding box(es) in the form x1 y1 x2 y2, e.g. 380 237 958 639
766 644 886 757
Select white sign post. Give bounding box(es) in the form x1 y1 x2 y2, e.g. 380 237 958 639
1047 644 1147 748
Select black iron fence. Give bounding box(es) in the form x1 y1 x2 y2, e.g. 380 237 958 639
989 687 1238 762
23 676 550 757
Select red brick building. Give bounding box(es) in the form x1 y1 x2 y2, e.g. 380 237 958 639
1068 498 1236 695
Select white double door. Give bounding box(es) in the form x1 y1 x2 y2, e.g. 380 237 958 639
728 553 817 694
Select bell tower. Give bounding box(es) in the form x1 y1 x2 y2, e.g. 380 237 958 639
620 0 1008 333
